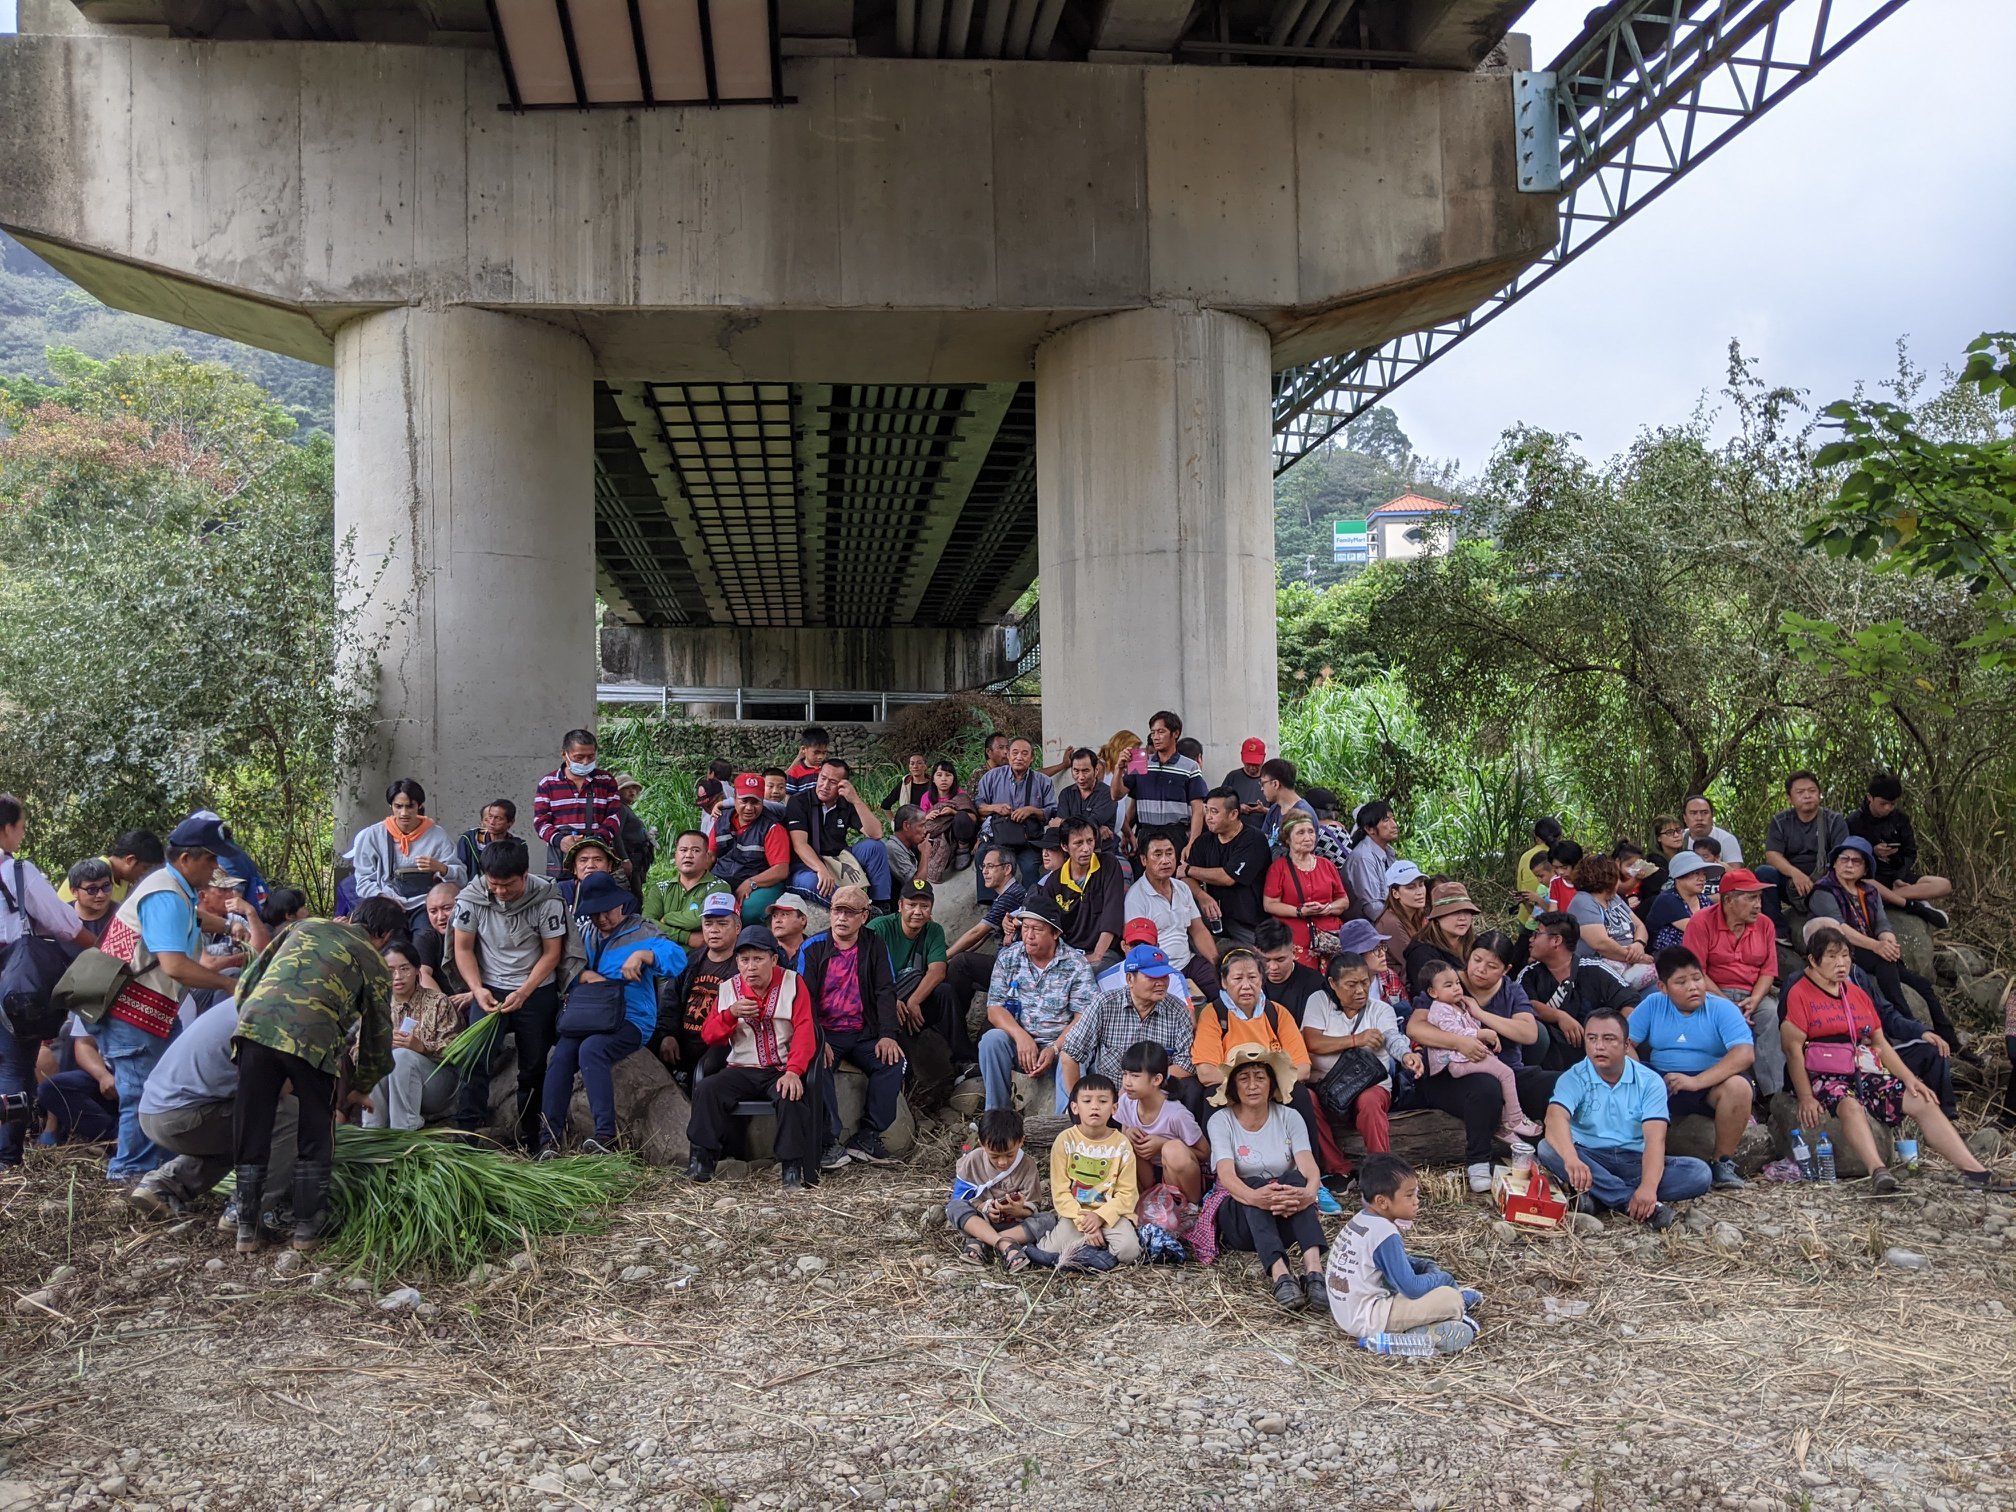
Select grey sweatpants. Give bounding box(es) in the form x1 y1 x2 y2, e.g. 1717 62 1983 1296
138 1095 299 1209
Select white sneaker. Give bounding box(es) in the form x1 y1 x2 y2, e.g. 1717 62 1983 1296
1467 1162 1493 1194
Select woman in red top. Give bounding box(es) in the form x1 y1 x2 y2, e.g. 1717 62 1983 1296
1262 815 1349 971
1783 927 2005 1193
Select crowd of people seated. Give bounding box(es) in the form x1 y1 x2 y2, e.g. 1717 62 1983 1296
3 714 2013 1349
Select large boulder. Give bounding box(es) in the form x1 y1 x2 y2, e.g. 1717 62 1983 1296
1956 972 2010 1030
1667 1115 1774 1174
1888 912 1935 981
739 1067 916 1163
1335 1108 1470 1169
1767 1095 1892 1177
565 1048 692 1166
1934 944 1989 985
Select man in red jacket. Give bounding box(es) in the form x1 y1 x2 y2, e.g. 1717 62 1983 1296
686 926 819 1189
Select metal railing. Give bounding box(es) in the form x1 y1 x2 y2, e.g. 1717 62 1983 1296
1270 0 1912 474
596 684 1032 719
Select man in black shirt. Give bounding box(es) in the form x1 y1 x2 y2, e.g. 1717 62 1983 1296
1846 773 1952 928
1254 920 1327 1024
1038 818 1125 968
1055 747 1120 852
1181 788 1271 946
785 757 893 906
1519 912 1636 1071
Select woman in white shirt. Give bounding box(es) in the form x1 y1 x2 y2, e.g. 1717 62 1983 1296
1299 945 1422 1181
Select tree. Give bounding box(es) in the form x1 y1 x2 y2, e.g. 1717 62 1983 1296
0 350 397 908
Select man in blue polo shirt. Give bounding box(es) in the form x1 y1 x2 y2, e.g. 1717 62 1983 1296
1539 1006 1711 1230
1628 945 1755 1190
1116 710 1207 862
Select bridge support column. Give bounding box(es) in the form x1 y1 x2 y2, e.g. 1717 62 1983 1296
1034 306 1278 778
335 306 595 841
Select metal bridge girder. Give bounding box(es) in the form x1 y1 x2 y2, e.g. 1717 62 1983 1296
1271 0 1913 475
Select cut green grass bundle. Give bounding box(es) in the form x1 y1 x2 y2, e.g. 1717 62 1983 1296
327 1126 644 1279
437 1009 505 1073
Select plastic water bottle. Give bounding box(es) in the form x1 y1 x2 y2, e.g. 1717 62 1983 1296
1896 1137 1920 1173
1362 1331 1437 1358
1788 1128 1814 1180
1815 1133 1836 1184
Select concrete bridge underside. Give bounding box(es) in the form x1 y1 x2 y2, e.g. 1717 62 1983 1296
0 0 1553 823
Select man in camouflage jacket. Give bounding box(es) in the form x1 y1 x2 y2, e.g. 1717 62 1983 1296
228 896 405 1254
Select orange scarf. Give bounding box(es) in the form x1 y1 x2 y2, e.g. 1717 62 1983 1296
384 815 436 857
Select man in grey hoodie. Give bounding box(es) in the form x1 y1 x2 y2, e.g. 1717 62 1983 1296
450 837 582 1147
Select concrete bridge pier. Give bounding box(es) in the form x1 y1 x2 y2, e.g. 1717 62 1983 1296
1037 306 1278 779
334 306 595 835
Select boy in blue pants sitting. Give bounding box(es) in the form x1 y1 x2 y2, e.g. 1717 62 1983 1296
1325 1154 1480 1354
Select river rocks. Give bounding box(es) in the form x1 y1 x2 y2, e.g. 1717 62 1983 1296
1708 1222 1744 1253
1888 913 1935 981
565 1050 692 1166
1881 1247 1930 1272
1667 1117 1773 1173
378 1286 426 1312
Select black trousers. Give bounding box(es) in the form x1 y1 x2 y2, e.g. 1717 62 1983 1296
1893 1038 1957 1117
455 980 560 1143
1413 1068 1503 1164
234 1040 334 1169
915 981 974 1064
1214 1171 1325 1274
944 948 998 1032
687 1063 818 1164
1855 949 1958 1043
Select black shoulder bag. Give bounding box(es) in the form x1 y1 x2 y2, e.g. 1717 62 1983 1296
1315 1002 1390 1121
558 920 646 1037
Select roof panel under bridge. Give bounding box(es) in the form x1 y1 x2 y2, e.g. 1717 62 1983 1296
593 377 1036 632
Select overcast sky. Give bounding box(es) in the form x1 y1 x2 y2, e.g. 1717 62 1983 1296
3 0 2007 475
1386 0 2016 474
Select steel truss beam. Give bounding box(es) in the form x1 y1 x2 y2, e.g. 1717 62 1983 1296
1270 0 1912 475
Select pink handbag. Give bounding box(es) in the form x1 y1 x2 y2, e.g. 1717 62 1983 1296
1803 1041 1857 1076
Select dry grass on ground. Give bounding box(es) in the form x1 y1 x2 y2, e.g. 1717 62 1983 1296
3 1100 2014 1512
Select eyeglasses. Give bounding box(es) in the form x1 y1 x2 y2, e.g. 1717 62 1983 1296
77 883 113 895
831 905 867 919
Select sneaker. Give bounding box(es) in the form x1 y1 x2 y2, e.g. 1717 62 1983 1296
1429 1317 1480 1354
780 1161 806 1191
685 1158 716 1183
1315 1185 1343 1217
1271 1273 1307 1310
534 1146 560 1162
1960 1168 2016 1193
1302 1272 1329 1309
1870 1166 1901 1195
1466 1162 1493 1194
1647 1202 1679 1232
1460 1288 1484 1313
578 1138 615 1157
1907 900 1951 930
819 1141 852 1172
1566 1192 1602 1216
128 1182 188 1221
1709 1157 1747 1190
845 1131 899 1167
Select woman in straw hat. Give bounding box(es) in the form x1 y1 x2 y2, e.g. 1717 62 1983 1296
1204 1043 1329 1312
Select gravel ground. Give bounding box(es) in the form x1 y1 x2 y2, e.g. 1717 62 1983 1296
3 1127 2013 1512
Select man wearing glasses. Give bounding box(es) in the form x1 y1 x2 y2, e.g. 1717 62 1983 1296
800 886 906 1169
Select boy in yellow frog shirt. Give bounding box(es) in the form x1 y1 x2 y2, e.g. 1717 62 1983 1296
1014 1073 1142 1272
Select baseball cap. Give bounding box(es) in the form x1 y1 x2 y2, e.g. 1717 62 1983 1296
1011 895 1065 931
701 891 740 918
766 892 810 917
1716 867 1768 893
1240 737 1266 764
1122 944 1175 978
1121 917 1161 948
899 877 935 903
734 925 783 957
1383 859 1423 889
733 773 764 799
168 812 268 904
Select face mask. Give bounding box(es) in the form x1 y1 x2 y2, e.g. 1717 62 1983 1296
567 759 596 777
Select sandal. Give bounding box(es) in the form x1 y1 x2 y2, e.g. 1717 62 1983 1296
1003 1246 1033 1274
959 1237 992 1265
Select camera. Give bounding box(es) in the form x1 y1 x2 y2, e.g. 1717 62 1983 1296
0 1090 33 1127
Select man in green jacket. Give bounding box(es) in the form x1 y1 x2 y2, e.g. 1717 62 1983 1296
230 896 404 1255
642 829 715 948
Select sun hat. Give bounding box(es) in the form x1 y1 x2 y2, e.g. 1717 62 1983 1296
1828 836 1877 869
1335 918 1385 955
1208 1042 1297 1108
565 834 620 873
1011 895 1065 931
1427 881 1482 920
1666 852 1710 882
575 872 630 916
614 771 643 796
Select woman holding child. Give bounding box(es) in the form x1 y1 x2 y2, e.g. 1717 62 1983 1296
1206 1044 1329 1312
1405 931 1543 1194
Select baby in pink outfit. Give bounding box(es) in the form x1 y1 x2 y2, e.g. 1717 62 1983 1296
1416 962 1542 1142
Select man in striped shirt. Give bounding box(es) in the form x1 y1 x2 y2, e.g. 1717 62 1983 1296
1115 710 1206 863
532 727 624 878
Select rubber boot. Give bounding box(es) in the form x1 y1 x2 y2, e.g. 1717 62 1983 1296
233 1166 267 1254
290 1159 333 1253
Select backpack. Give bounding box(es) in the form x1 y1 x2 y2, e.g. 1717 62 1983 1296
0 860 77 1041
1210 997 1285 1044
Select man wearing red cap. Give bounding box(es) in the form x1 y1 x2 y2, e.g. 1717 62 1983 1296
1680 868 1785 1099
710 774 793 921
1221 737 1270 819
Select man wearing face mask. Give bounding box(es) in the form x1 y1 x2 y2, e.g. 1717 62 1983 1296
449 837 583 1146
532 727 625 880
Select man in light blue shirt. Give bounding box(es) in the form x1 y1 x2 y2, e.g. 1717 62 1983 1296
1540 1006 1711 1230
1629 945 1756 1190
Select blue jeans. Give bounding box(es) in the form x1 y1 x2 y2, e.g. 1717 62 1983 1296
0 1021 35 1165
96 1015 172 1181
35 1070 119 1146
792 838 893 904
539 1021 644 1145
978 1027 1069 1114
1537 1139 1712 1212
